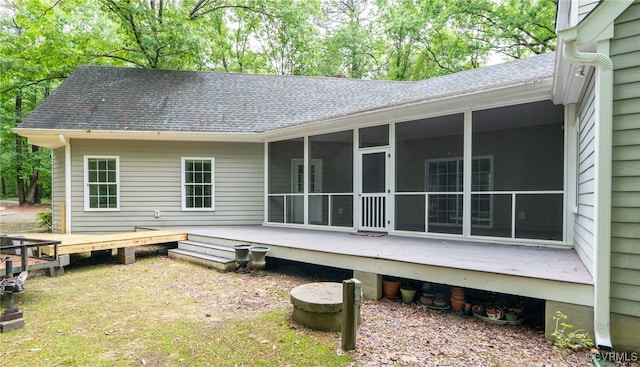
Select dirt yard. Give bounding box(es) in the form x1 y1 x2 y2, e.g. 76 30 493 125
0 200 51 234
2 202 630 366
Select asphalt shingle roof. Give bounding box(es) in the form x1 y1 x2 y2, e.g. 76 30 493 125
19 52 555 133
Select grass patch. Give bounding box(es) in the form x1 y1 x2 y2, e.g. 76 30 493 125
0 257 352 366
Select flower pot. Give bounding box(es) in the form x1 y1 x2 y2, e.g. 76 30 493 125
505 312 519 321
450 297 465 312
233 244 251 273
450 287 465 301
400 288 416 304
249 246 270 271
510 305 524 315
486 306 503 320
382 279 401 299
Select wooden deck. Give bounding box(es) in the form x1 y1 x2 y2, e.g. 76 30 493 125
152 225 595 306
5 230 187 255
8 225 594 306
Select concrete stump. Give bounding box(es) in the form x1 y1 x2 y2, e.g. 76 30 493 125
290 282 360 332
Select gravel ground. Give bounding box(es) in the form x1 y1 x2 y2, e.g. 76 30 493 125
255 259 599 367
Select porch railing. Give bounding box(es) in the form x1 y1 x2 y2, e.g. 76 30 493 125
360 193 386 231
396 190 564 241
267 193 353 226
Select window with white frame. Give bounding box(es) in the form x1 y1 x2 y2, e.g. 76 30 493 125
85 156 119 210
425 156 493 227
182 158 215 210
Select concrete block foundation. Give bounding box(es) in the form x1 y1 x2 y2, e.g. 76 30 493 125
117 247 136 265
353 270 382 300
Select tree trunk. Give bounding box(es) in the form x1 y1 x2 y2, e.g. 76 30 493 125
15 93 25 205
24 145 41 205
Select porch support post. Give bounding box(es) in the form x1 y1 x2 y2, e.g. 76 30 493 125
353 270 382 300
463 110 473 237
304 135 309 225
353 129 359 230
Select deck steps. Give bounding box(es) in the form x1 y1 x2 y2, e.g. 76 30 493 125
168 248 237 272
177 240 236 259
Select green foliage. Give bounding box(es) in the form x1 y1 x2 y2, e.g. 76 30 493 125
36 210 52 231
551 311 595 359
1 0 557 199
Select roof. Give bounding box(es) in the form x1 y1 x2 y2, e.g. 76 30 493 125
18 52 555 134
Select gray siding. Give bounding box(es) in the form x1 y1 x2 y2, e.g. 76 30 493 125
51 147 66 233
611 1 640 318
68 140 264 233
578 0 600 22
574 72 597 275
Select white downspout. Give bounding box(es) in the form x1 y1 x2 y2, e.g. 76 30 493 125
563 39 614 351
58 134 72 234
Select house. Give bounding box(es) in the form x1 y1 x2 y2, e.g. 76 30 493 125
14 0 640 352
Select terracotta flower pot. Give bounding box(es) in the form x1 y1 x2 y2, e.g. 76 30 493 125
450 297 465 312
382 279 401 299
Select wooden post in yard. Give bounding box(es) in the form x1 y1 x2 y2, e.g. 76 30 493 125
342 278 361 351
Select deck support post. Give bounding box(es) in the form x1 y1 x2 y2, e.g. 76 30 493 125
352 270 381 300
117 247 136 265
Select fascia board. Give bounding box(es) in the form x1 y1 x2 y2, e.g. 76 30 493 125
12 128 263 149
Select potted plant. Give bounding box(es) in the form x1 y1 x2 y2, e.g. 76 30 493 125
400 281 417 304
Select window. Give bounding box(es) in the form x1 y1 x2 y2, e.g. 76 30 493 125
425 156 493 228
85 156 119 210
182 158 215 210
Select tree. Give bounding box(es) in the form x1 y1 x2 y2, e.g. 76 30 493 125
1 0 557 204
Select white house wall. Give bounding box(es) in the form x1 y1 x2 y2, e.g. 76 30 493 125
574 72 597 275
610 1 640 318
68 140 264 233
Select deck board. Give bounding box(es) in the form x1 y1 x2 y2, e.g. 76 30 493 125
4 230 187 255
154 225 593 285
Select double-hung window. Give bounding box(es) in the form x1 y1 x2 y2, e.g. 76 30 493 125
84 156 119 210
182 158 215 210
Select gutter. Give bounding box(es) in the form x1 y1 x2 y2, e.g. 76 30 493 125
563 40 613 69
563 39 614 351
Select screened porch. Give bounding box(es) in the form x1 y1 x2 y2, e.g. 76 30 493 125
266 100 567 247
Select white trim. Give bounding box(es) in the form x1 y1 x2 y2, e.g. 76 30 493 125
303 137 309 225
358 147 390 231
592 39 613 350
463 110 473 237
83 155 120 211
64 137 72 233
565 104 578 245
353 129 360 228
263 142 269 225
181 157 216 211
388 122 396 232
